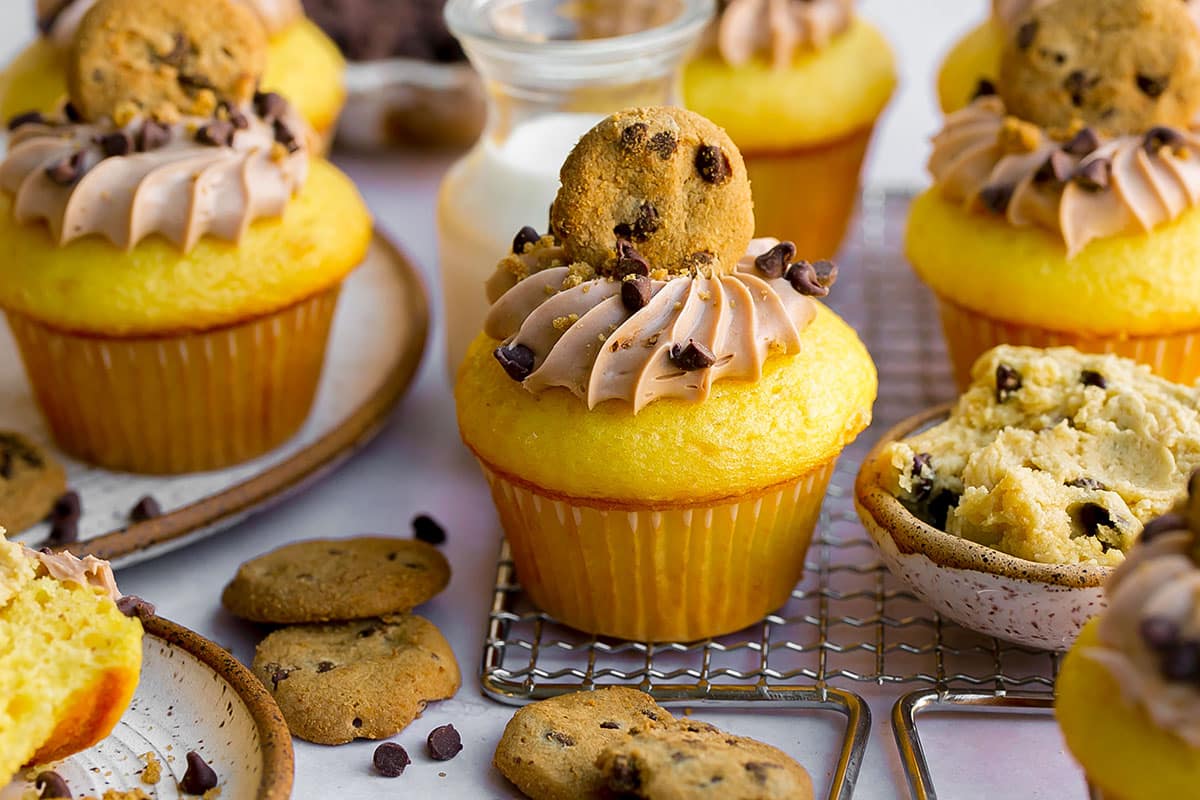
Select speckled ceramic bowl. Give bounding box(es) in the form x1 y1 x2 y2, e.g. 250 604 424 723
854 405 1112 651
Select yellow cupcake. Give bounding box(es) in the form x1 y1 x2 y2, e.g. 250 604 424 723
0 2 345 149
683 2 896 258
455 108 876 641
937 19 1006 114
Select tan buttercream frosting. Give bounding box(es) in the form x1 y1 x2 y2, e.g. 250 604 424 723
715 0 853 69
0 99 309 252
484 236 821 412
992 0 1200 32
38 0 303 46
928 95 1200 256
0 532 119 601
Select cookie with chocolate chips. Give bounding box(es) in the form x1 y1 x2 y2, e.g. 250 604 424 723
221 537 451 624
548 107 754 276
252 614 460 745
68 0 268 121
0 432 66 535
998 0 1200 135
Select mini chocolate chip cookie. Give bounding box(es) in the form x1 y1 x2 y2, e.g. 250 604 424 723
493 688 675 800
548 107 754 277
221 537 450 624
597 721 814 800
998 0 1200 135
68 0 268 121
0 432 66 535
252 614 461 745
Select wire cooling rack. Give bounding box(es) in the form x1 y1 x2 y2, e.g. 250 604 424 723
480 191 1061 800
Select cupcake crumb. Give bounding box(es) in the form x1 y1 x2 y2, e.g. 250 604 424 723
140 752 162 784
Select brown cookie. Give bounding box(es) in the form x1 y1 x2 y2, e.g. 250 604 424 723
493 688 675 800
596 720 815 800
549 107 754 277
252 615 460 745
221 537 450 624
0 432 66 535
68 0 268 121
998 0 1200 135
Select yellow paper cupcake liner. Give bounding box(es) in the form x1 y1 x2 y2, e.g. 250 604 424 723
743 125 875 261
6 286 341 474
935 295 1200 390
477 458 837 642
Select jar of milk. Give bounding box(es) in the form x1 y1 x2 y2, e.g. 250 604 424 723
438 0 714 377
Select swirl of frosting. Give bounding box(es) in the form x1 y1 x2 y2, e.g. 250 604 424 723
31 548 120 600
0 101 309 252
484 237 820 412
993 0 1200 32
929 95 1200 256
715 0 853 69
37 0 303 47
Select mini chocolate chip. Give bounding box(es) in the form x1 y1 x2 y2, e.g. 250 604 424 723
753 241 796 279
316 661 336 673
196 120 235 147
494 344 535 381
1144 126 1185 155
547 730 576 747
130 495 162 523
972 78 997 100
608 755 641 792
137 120 171 152
97 131 133 158
52 490 81 521
622 275 652 312
254 91 288 121
695 144 732 184
1078 502 1118 538
181 751 219 794
1062 127 1100 157
267 663 293 690
44 151 87 186
615 241 650 277
670 340 716 371
8 110 45 130
1034 150 1074 184
977 183 1014 214
1141 512 1188 542
995 363 1022 402
35 771 71 799
413 513 446 545
1080 369 1107 389
744 762 779 784
911 453 934 502
927 490 960 530
642 710 659 721
615 202 661 242
1141 617 1181 651
353 717 364 727
358 625 380 638
1016 18 1038 50
1063 70 1098 107
273 119 300 153
47 516 79 545
648 131 677 159
1136 74 1169 99
373 742 410 777
427 724 463 761
116 595 156 620
621 122 648 152
1065 477 1106 491
785 260 838 297
599 721 621 730
1073 158 1111 192
1161 641 1200 682
512 226 539 254
62 102 82 123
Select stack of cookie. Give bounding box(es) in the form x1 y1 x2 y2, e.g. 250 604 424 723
221 536 461 744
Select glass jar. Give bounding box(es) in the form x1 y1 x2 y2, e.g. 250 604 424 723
437 0 714 378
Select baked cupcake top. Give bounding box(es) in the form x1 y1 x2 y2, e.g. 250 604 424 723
885 346 1200 566
930 0 1200 256
1086 475 1200 746
714 0 853 69
484 107 837 412
37 0 303 48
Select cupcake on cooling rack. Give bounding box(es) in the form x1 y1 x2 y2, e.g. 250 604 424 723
0 0 346 149
683 0 897 258
0 0 373 474
455 106 877 642
1057 473 1200 798
908 0 1200 388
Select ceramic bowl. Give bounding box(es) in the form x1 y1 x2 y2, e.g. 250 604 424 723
853 405 1112 651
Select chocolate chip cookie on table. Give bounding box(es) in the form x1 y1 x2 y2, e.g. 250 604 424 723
0 432 65 536
0 0 346 149
1057 475 1200 798
909 0 1200 388
0 0 372 474
493 688 813 800
457 106 877 642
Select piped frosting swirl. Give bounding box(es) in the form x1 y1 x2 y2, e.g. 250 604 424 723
715 0 853 69
37 0 303 47
929 95 1200 256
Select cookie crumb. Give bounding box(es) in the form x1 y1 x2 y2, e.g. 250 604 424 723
140 752 162 785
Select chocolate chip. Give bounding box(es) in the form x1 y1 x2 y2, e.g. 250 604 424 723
621 122 648 152
494 344 535 381
137 120 171 152
427 724 463 761
599 721 621 730
1080 369 1107 389
972 78 997 100
926 490 960 530
62 102 82 123
217 102 249 130
1141 617 1181 651
254 91 288 121
670 340 716 371
1072 158 1111 192
608 755 641 792
615 202 661 242
1144 126 1185 155
373 742 410 777
273 119 300 153
130 495 162 523
785 260 838 297
744 762 779 784
44 151 87 186
1065 477 1106 491
35 771 71 799
1161 640 1200 682
357 625 380 638
641 710 660 721
7 110 44 130
47 515 79 546
413 514 446 545
0 434 42 479
265 663 293 690
1063 70 1098 107
1033 150 1074 184
1078 502 1118 538
995 363 1022 402
181 751 219 794
316 660 336 672
1016 18 1038 50
546 730 576 747
52 490 81 521
648 131 677 159
1141 512 1187 542
1137 74 1169 99
621 275 652 312
753 241 796 279
615 239 650 277
353 717 364 728
695 144 732 184
977 183 1014 214
1062 128 1100 157
911 453 934 502
512 226 539 254
196 120 235 147
96 131 133 158
116 595 156 620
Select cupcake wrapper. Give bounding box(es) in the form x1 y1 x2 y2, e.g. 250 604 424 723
7 286 340 474
478 458 837 642
743 124 876 261
935 295 1200 390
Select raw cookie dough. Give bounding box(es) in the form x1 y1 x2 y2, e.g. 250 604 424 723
887 346 1200 566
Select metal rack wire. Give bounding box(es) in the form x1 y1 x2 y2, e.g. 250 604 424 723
479 191 1061 800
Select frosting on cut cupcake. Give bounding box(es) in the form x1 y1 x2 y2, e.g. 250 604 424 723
37 0 302 47
0 95 309 252
715 0 853 69
30 548 120 600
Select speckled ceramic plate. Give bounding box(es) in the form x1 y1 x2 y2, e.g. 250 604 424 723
0 615 292 800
